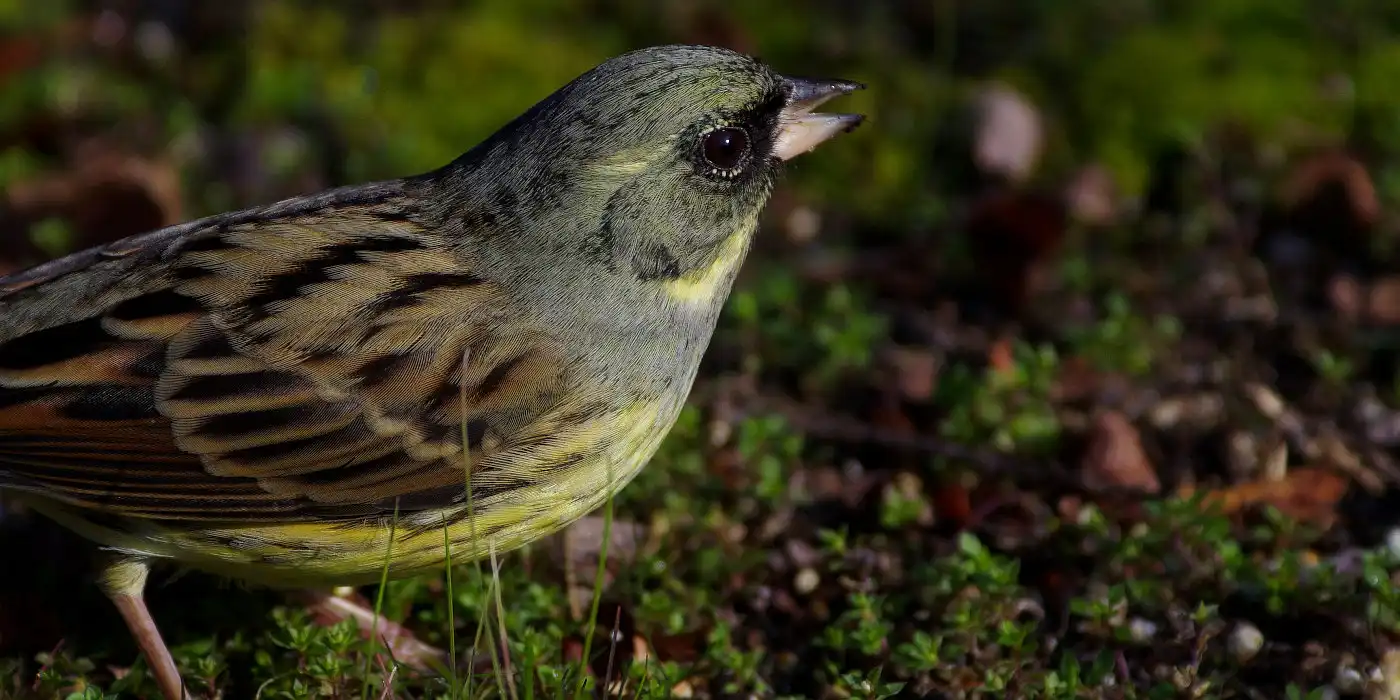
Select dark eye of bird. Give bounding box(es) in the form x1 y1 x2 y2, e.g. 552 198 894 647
701 127 750 172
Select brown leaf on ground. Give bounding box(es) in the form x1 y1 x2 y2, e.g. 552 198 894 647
1178 467 1349 525
1081 411 1161 495
988 336 1015 373
881 345 940 402
932 482 973 528
1366 276 1400 325
298 589 447 671
1280 148 1378 233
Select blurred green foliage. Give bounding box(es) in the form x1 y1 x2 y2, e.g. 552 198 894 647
8 0 1400 237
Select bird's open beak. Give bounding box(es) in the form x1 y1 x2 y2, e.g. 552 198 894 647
773 76 865 162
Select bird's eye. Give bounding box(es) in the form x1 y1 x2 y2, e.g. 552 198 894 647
701 127 750 172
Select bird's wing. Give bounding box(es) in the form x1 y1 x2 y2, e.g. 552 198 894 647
0 192 589 522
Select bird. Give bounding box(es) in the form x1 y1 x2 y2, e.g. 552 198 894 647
0 44 863 699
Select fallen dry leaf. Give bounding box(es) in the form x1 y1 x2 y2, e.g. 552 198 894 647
1081 411 1161 495
1281 148 1378 231
299 589 447 671
1178 467 1349 525
988 336 1015 373
1368 276 1400 325
882 345 940 402
932 481 973 528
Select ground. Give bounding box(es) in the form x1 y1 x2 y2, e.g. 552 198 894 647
1 2 1400 699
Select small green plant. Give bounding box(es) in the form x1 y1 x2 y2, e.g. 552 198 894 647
734 413 804 506
704 623 770 695
1285 685 1331 700
878 474 930 530
892 632 942 673
1066 292 1182 376
1311 349 1355 387
938 341 1062 453
820 592 892 658
826 667 905 699
725 270 888 387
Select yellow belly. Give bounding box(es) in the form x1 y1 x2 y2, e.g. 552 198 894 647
20 398 679 588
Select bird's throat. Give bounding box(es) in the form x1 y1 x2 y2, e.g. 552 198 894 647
659 216 758 307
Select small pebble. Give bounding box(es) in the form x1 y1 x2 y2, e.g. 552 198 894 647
1386 528 1400 560
135 20 176 62
1127 617 1158 643
1334 665 1365 694
1227 622 1264 663
785 205 822 242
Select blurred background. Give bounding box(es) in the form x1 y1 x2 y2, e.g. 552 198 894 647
5 1 1400 698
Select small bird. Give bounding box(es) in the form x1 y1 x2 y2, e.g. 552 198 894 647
0 45 862 698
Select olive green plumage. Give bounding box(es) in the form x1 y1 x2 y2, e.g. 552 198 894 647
0 44 862 699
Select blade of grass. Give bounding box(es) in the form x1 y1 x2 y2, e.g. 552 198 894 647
442 513 459 699
489 541 518 700
362 497 401 700
376 663 399 700
602 605 622 695
467 579 496 698
572 481 615 698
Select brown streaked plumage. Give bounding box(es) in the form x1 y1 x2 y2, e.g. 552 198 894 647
1 194 564 520
0 44 863 699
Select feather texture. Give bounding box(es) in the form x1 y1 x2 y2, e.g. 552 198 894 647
0 187 595 523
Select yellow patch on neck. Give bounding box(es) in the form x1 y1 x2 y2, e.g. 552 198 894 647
662 217 757 304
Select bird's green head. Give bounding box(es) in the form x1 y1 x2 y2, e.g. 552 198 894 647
445 44 863 306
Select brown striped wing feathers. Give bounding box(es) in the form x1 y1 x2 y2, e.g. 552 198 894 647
0 197 567 521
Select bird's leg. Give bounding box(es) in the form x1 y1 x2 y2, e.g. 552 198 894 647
100 558 188 700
